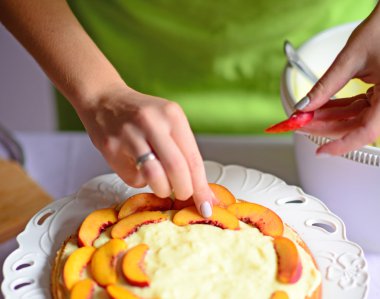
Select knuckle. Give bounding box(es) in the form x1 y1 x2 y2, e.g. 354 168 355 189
163 101 184 120
187 152 204 172
121 122 134 135
101 137 118 158
314 80 327 96
134 106 155 128
143 164 162 182
165 156 183 173
193 184 211 200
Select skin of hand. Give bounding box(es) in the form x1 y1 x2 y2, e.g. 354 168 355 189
0 0 215 217
79 86 215 216
294 3 380 156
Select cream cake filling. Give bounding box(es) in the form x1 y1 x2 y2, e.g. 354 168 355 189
62 221 321 299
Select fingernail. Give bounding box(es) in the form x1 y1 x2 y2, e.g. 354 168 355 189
200 202 212 218
294 96 310 111
316 152 332 158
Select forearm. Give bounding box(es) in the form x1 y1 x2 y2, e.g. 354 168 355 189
0 0 127 112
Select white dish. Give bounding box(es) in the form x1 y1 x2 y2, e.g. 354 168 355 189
2 161 369 299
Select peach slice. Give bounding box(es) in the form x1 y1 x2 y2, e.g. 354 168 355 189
273 236 302 284
78 208 118 247
209 183 236 207
227 202 284 237
271 291 289 299
63 246 95 290
172 183 236 209
122 243 150 287
118 193 172 219
265 111 314 133
173 206 239 230
70 279 96 299
111 211 169 239
172 198 194 210
91 239 127 286
107 285 141 299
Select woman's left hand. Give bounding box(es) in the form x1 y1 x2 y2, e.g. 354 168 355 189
295 4 380 156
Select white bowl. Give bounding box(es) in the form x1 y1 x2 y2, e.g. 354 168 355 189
281 22 380 253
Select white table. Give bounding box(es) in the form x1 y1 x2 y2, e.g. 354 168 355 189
1 132 379 298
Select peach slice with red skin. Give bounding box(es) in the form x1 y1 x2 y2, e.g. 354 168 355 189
91 239 127 286
273 236 303 284
70 279 96 299
111 211 169 239
122 244 150 287
78 208 118 247
265 111 314 133
227 202 284 237
271 290 289 299
172 183 236 209
107 285 141 299
118 193 172 219
209 183 236 207
63 246 95 290
173 206 239 230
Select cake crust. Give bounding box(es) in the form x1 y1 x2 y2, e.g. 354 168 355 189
51 235 76 299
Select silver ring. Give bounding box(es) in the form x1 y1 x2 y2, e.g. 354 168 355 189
136 151 156 170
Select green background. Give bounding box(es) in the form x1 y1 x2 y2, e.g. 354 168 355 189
57 0 374 134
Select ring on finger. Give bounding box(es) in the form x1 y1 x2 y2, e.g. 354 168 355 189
136 151 157 170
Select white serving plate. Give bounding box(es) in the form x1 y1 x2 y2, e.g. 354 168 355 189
2 161 369 299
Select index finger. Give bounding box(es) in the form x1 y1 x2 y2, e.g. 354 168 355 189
295 46 360 112
170 109 214 218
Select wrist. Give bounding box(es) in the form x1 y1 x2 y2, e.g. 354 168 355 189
68 78 133 114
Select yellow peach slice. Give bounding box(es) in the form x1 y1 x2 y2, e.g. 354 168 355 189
118 193 172 219
91 239 127 286
78 208 118 247
172 183 236 210
70 279 96 299
227 202 284 237
273 236 303 284
173 206 239 230
209 183 236 207
107 285 141 299
271 290 289 299
63 246 95 290
122 244 150 287
111 211 169 239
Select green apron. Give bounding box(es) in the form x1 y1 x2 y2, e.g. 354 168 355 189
58 0 374 133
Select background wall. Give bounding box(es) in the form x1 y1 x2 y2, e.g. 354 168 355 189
0 23 56 132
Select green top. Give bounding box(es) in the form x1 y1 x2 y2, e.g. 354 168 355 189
58 0 374 133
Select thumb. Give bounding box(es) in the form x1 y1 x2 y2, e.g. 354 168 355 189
294 47 358 112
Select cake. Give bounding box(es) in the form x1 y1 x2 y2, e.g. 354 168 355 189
51 183 322 299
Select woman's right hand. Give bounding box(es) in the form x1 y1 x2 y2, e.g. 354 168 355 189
77 84 215 218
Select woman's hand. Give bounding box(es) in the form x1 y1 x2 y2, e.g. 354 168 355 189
78 85 214 217
0 0 214 217
294 4 380 156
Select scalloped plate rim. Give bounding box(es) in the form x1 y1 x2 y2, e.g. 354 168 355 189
1 161 370 299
